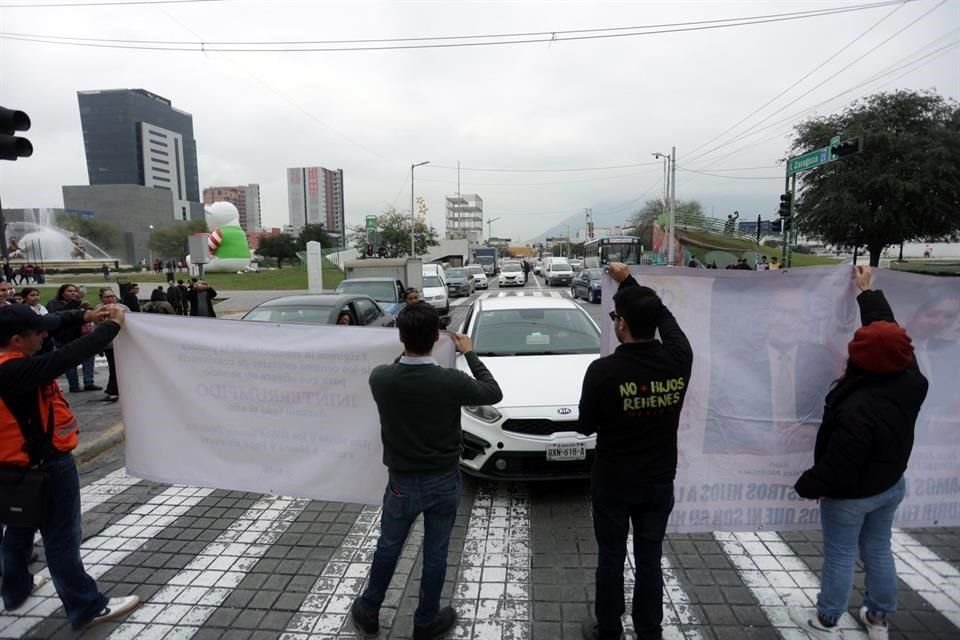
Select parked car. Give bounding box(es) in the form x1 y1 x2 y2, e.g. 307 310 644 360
544 259 574 287
335 278 405 314
422 264 449 315
571 268 603 303
456 294 601 479
445 267 475 298
241 294 395 327
467 264 489 290
498 261 525 287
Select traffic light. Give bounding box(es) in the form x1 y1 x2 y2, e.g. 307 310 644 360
771 219 782 233
778 192 792 218
366 243 373 257
831 137 862 159
0 106 32 161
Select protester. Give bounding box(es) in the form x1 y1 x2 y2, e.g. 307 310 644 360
142 300 176 314
576 262 693 640
770 256 781 270
45 284 100 393
0 281 14 305
150 286 166 303
757 256 770 271
337 311 354 325
166 283 184 315
177 280 190 315
350 302 502 640
789 266 928 640
96 288 123 402
187 281 218 318
0 302 140 628
403 288 420 305
121 283 141 313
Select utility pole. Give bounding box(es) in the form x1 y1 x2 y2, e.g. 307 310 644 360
669 146 677 265
410 161 429 257
486 217 501 243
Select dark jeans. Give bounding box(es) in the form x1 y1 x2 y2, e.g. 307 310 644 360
56 340 94 389
104 348 118 396
359 468 461 626
1 454 107 628
592 481 675 640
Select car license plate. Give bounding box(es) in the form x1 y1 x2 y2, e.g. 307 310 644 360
546 442 586 461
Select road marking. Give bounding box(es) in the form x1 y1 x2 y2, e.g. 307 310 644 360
714 531 868 639
80 467 143 515
108 495 311 639
450 298 472 307
892 529 960 629
0 486 216 638
452 482 531 638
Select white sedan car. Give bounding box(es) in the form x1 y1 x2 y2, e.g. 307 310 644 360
466 264 488 289
457 294 601 479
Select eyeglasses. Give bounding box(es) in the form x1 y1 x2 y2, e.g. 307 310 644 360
608 311 621 322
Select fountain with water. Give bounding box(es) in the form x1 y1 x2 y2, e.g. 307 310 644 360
3 208 115 267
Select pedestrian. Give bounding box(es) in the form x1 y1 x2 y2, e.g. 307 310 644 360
187 280 218 318
101 263 110 281
176 280 189 316
0 281 14 305
96 288 123 402
770 256 781 270
45 284 100 393
150 285 166 303
166 283 184 315
19 288 47 316
789 266 928 640
757 256 770 271
0 303 140 628
165 260 176 284
121 283 141 313
350 302 502 640
577 262 693 640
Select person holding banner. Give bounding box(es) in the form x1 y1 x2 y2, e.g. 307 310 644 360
0 302 141 629
576 262 693 640
789 266 929 640
351 302 502 640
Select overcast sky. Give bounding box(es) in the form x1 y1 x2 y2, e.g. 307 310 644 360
1 0 958 241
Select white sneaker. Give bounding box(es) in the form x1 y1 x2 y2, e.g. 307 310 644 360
859 606 889 640
788 607 841 639
81 595 141 629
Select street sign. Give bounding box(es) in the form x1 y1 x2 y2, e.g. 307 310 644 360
365 215 377 232
787 146 832 175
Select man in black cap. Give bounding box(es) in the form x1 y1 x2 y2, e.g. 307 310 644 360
0 303 141 629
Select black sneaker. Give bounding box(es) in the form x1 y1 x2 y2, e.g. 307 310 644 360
413 606 457 640
83 384 103 392
350 598 379 638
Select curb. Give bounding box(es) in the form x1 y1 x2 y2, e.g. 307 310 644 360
74 421 125 465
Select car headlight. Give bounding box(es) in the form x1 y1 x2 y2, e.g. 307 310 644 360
464 405 502 423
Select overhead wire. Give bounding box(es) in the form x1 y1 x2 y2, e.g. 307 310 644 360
0 0 223 7
425 161 661 173
0 1 908 52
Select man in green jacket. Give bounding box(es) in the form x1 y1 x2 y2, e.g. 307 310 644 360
351 302 502 640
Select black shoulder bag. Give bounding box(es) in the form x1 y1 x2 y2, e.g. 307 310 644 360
0 393 55 528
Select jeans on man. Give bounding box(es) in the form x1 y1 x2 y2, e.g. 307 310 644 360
56 341 95 389
358 469 461 626
1 454 108 628
816 476 906 624
592 481 674 640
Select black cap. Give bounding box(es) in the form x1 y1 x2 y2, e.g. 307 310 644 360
0 304 62 340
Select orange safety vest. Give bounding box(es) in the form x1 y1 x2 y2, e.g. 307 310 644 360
0 352 79 466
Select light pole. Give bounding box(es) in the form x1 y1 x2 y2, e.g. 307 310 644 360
652 150 676 264
148 224 154 268
564 224 571 258
486 216 501 243
411 161 429 257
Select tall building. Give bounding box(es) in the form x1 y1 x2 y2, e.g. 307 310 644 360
445 194 483 242
77 89 201 221
286 166 345 247
203 184 262 233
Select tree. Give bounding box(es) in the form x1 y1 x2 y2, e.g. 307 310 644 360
626 199 705 248
57 213 121 253
148 218 208 261
347 207 440 258
297 224 334 251
790 90 960 266
256 233 299 268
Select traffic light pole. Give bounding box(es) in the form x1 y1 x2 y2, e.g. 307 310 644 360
781 173 797 268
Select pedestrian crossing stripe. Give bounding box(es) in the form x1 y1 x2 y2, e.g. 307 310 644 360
1 469 957 639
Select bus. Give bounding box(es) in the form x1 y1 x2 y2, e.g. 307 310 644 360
583 236 643 269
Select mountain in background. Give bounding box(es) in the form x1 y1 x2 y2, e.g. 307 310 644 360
526 191 776 243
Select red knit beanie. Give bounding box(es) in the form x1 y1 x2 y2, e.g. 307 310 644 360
848 321 914 373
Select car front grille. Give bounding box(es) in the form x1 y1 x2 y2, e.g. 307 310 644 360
502 419 580 436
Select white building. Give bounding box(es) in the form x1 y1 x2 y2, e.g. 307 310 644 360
445 193 483 241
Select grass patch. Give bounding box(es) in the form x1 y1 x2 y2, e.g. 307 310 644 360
890 261 960 277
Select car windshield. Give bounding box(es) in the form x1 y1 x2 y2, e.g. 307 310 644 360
467 266 485 276
502 264 521 273
336 281 396 302
446 269 467 278
586 269 603 280
551 263 572 273
472 307 600 356
423 276 443 287
244 306 335 324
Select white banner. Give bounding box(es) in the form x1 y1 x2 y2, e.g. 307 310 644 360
116 315 455 505
602 266 960 532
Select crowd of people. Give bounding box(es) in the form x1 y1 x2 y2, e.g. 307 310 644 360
0 263 931 640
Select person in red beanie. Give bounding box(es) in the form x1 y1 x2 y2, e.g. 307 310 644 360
789 266 929 640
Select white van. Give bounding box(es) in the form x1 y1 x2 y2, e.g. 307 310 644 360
544 259 574 287
421 264 449 315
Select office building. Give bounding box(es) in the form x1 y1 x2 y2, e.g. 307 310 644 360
287 166 345 247
203 184 262 233
77 89 201 221
445 193 483 242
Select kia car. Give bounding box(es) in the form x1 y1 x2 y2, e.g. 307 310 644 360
498 261 526 287
456 294 601 479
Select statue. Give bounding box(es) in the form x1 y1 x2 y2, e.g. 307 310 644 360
202 202 252 273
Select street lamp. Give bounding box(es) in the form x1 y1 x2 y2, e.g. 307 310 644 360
652 149 677 264
411 161 429 257
148 224 154 268
486 217 501 243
